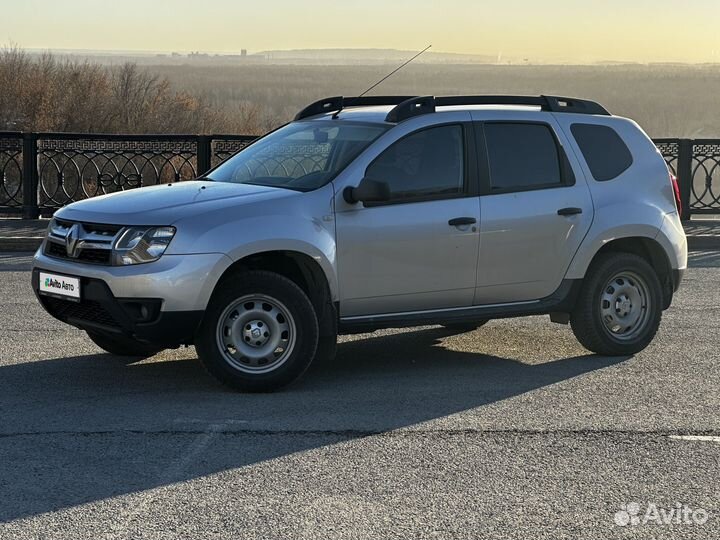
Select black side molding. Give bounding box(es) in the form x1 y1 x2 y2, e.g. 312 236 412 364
338 279 583 334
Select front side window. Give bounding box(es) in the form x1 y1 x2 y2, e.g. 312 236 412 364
366 125 465 202
484 123 563 191
208 121 388 191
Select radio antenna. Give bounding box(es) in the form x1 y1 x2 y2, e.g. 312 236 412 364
358 44 432 97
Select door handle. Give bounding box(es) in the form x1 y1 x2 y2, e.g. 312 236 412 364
557 207 583 216
448 217 477 226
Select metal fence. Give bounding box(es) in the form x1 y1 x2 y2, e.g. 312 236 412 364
0 132 256 218
655 139 720 217
2 131 720 219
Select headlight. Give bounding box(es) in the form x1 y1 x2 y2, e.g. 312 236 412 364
113 226 175 265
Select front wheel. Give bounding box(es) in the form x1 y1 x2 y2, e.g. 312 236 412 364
195 271 319 392
570 253 662 356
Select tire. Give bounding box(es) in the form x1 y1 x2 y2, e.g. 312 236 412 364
86 330 162 360
441 320 488 332
195 270 319 392
570 253 662 356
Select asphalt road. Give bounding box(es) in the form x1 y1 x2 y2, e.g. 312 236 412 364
1 251 719 539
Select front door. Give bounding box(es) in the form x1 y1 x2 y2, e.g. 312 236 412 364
335 123 481 317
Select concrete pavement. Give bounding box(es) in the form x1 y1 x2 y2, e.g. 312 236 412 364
0 251 719 538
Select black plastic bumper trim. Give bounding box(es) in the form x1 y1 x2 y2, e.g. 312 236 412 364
32 268 203 347
672 269 684 292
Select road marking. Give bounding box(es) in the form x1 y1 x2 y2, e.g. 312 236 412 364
669 435 720 443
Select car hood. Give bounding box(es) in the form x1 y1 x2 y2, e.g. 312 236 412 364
55 181 296 225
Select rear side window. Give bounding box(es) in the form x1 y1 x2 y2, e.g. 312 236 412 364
483 123 563 191
571 123 633 181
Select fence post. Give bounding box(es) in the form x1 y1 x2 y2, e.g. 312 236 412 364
677 139 693 220
22 133 39 220
197 136 211 176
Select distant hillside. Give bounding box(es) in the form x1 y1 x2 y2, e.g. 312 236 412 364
253 48 496 65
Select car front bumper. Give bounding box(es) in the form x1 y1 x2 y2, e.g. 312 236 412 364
32 249 233 346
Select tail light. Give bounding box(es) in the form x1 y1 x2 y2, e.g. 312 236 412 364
670 173 682 218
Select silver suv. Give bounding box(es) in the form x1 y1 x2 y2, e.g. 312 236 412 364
32 95 688 392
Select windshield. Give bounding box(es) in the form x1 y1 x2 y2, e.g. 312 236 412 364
207 121 389 191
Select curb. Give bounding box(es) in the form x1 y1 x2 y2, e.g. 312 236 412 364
687 236 720 250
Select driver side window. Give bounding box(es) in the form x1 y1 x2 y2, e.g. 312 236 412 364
366 124 465 202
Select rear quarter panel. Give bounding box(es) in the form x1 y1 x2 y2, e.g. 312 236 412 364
553 114 682 277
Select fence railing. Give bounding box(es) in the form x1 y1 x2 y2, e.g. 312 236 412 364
655 138 720 217
2 132 720 219
0 132 256 218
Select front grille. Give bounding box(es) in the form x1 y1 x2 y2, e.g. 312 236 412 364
46 241 112 265
54 219 122 237
47 241 65 258
77 248 112 264
45 218 121 265
42 296 119 328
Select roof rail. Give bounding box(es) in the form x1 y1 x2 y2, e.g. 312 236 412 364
385 95 610 122
294 94 611 123
541 95 610 116
384 96 435 123
294 96 416 121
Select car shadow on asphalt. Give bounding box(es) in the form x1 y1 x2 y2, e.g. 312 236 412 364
0 327 629 523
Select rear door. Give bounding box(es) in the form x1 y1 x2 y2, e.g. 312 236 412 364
471 113 593 304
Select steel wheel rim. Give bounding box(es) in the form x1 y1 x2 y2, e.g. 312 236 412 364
599 271 651 341
215 294 297 374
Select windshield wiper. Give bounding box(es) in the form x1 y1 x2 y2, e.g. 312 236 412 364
241 181 306 192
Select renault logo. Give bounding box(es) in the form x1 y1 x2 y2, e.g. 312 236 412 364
65 224 81 258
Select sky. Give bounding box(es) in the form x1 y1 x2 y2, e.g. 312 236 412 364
2 0 720 63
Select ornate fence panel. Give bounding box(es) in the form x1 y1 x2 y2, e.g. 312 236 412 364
655 139 679 176
0 132 258 217
689 140 720 214
36 134 199 210
0 132 23 212
655 138 720 216
210 135 256 167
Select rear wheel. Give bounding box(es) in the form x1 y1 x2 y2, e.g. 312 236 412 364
570 253 662 356
86 330 162 361
195 271 319 392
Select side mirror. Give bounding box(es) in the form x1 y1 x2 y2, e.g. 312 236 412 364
343 178 391 204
